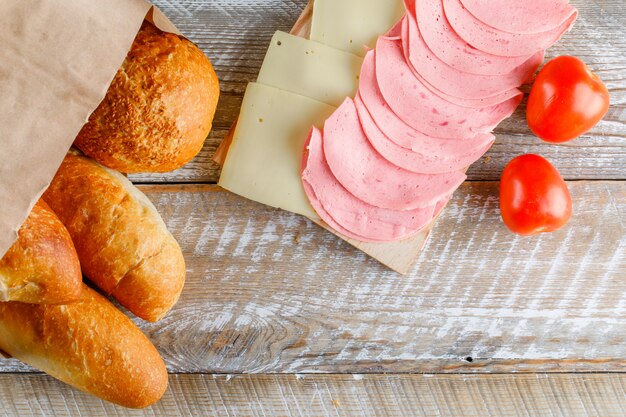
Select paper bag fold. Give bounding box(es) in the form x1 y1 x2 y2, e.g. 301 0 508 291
0 0 178 258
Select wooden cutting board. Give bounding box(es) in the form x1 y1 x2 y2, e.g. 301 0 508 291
213 0 448 275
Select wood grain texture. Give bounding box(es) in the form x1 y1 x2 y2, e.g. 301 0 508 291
2 182 622 374
128 0 626 184
209 1 314 172
2 373 626 417
2 0 625 412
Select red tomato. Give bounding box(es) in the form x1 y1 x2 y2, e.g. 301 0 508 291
500 154 572 236
527 56 610 143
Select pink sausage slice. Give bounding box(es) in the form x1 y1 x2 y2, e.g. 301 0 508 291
375 37 522 138
410 0 535 76
302 127 436 242
459 0 578 35
399 19 522 108
354 94 494 174
358 50 497 149
444 0 576 57
399 18 523 108
302 178 377 242
358 49 441 150
404 9 543 98
432 198 449 220
385 17 404 38
302 128 386 242
323 98 466 210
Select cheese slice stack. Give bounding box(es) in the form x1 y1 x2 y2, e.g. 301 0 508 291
220 1 403 218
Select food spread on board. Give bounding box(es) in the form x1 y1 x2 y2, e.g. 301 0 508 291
0 21 219 408
300 0 577 244
0 0 612 409
219 0 586 264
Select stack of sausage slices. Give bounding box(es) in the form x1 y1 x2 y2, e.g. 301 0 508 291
302 0 577 243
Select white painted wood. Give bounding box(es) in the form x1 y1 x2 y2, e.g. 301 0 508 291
1 0 624 411
2 182 622 374
2 373 626 417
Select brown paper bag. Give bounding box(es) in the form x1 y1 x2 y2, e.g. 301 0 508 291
0 0 179 258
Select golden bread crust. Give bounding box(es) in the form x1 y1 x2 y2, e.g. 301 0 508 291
0 200 82 304
75 21 220 173
0 285 168 408
43 153 186 322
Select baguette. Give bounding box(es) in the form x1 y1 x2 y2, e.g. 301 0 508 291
74 21 220 173
0 200 82 304
0 284 168 408
43 152 186 322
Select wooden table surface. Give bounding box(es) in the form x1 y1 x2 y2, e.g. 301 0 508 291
2 0 625 416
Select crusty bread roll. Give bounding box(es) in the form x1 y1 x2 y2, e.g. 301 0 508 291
0 284 168 408
43 152 186 322
74 21 220 173
0 200 82 304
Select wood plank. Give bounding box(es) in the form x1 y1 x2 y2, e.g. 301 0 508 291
130 126 626 183
128 0 626 183
2 373 626 416
2 182 622 374
130 109 626 184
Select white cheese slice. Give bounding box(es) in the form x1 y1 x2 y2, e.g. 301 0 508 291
310 0 405 56
219 83 336 220
257 31 363 107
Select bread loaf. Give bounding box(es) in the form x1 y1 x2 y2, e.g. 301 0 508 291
43 152 186 322
0 284 168 408
0 200 82 304
74 21 220 173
